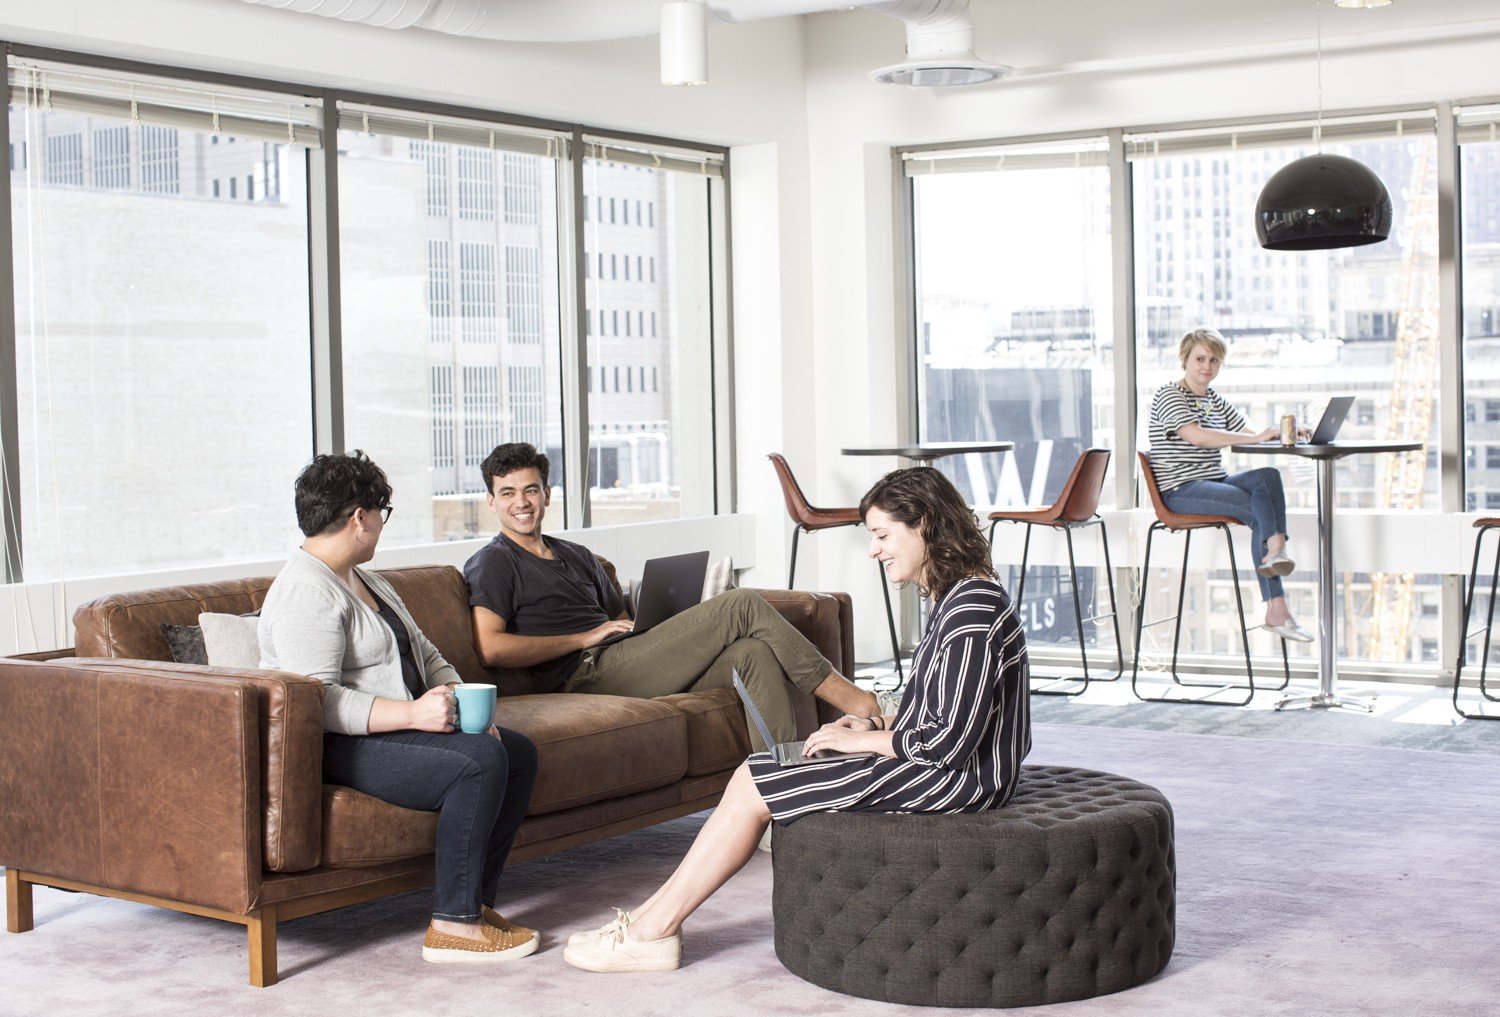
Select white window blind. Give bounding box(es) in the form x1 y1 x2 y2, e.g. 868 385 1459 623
1126 110 1435 160
9 60 322 147
1457 104 1500 145
902 137 1110 176
583 136 723 178
339 102 566 159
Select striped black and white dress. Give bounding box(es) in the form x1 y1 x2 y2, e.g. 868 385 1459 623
1148 381 1249 492
748 577 1030 824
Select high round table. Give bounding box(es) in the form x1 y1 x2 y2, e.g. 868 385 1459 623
1230 439 1423 712
841 441 1015 466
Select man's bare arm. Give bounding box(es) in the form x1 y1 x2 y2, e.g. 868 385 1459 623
470 604 633 669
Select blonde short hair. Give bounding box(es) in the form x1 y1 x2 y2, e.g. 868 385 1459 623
1179 328 1227 367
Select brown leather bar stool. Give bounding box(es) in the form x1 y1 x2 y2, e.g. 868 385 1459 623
986 448 1122 697
1132 452 1289 706
1454 517 1500 720
769 454 903 680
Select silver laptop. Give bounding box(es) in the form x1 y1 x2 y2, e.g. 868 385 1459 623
1307 396 1356 445
593 550 710 649
732 670 876 768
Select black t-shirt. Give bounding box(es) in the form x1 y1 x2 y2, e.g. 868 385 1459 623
366 583 426 702
463 533 625 692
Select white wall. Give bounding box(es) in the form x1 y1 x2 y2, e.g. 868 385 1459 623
799 0 1500 659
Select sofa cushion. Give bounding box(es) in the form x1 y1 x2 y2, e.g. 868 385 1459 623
75 577 273 660
320 785 439 869
319 692 693 866
499 693 688 815
653 689 751 776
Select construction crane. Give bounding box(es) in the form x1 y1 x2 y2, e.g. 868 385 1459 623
1366 137 1440 661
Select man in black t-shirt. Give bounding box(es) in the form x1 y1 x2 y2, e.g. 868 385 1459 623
463 444 879 749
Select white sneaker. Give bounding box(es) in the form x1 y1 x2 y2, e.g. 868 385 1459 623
563 911 681 972
1258 551 1295 578
1265 618 1314 643
567 908 629 949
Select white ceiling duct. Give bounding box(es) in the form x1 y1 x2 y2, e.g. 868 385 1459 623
866 0 1010 87
231 0 1005 87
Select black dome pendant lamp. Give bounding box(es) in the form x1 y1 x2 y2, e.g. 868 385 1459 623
1255 0 1393 251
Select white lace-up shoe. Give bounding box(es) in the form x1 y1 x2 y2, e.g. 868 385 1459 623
563 910 681 972
1265 617 1314 643
1258 551 1295 578
568 908 630 949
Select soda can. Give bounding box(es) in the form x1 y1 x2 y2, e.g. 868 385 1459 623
1280 414 1297 446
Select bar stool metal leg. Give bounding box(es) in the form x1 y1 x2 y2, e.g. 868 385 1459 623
1454 523 1500 720
1094 518 1126 681
1131 522 1257 706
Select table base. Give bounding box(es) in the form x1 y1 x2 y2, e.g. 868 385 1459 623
1274 689 1377 712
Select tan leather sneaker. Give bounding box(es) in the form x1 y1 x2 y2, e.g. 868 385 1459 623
482 906 539 941
421 921 538 964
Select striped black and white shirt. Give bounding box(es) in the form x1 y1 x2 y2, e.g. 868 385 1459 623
1148 382 1249 492
747 577 1030 823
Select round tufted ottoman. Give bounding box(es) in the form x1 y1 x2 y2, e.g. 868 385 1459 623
770 764 1175 1008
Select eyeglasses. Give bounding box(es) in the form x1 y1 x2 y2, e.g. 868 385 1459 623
377 504 393 523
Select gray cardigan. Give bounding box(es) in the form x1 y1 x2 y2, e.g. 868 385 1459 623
258 548 462 735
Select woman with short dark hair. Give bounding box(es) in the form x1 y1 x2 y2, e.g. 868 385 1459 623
259 451 539 963
563 466 1030 973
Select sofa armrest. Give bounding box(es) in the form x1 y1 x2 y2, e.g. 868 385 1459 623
83 659 326 874
747 589 856 677
0 657 271 914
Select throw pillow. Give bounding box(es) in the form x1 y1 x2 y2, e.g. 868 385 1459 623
702 555 737 600
160 622 208 666
199 612 262 669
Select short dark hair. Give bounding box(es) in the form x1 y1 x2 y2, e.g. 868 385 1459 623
858 466 996 601
480 442 550 493
294 451 392 538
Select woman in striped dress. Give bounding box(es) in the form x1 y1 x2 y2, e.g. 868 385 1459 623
1148 327 1313 642
564 466 1030 973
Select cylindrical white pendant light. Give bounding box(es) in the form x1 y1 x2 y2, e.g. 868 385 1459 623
660 1 708 86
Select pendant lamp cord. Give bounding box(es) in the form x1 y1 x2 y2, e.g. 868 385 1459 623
1315 0 1324 152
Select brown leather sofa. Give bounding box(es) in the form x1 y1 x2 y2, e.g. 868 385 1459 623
0 562 852 987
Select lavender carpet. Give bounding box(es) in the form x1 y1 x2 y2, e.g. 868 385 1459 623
3 722 1496 1016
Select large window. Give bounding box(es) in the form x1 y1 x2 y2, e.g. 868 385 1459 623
1130 119 1441 667
337 106 566 543
0 55 729 600
8 62 317 579
1459 105 1500 672
909 138 1116 655
582 142 719 525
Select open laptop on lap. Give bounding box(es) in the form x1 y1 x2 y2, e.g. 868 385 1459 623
592 549 710 649
732 670 877 767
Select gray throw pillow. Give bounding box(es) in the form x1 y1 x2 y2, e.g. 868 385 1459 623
160 622 208 665
199 612 262 669
702 555 737 600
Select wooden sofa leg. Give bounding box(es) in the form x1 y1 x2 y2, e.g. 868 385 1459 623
247 906 278 988
6 869 34 933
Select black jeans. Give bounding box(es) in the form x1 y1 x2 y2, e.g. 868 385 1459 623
322 727 537 922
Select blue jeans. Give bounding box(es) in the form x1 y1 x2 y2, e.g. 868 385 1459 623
323 727 537 922
1160 468 1288 602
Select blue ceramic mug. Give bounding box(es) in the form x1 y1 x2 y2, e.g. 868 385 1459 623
453 683 497 734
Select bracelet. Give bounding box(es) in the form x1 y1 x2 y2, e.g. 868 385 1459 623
871 715 884 731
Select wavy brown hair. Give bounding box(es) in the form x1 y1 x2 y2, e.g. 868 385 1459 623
858 466 996 602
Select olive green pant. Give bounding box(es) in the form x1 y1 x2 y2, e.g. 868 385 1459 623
563 588 833 750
